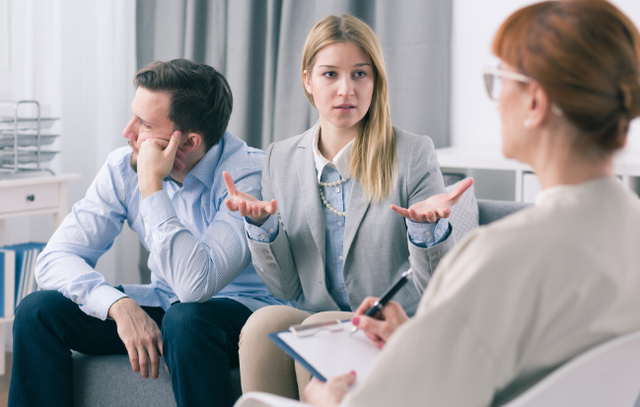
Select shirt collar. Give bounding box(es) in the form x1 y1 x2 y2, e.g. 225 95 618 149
312 126 353 183
178 131 227 189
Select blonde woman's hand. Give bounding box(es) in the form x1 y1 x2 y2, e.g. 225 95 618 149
390 178 474 223
223 171 277 225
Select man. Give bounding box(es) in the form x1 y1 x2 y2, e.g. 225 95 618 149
9 59 285 407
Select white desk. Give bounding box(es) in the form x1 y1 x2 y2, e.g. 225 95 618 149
436 147 640 201
0 173 81 374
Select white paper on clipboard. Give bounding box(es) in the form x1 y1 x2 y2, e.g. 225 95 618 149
274 320 382 385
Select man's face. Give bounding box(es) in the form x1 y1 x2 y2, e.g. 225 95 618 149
123 87 176 171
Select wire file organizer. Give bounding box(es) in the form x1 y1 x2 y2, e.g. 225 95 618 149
0 100 59 179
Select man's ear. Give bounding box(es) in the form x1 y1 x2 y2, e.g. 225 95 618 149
180 132 202 153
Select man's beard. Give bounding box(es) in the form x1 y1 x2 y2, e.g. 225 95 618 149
129 155 138 173
128 140 138 172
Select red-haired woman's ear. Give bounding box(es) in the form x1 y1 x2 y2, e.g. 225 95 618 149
524 83 550 130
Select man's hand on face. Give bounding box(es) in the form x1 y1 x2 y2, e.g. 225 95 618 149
137 131 185 198
108 297 165 379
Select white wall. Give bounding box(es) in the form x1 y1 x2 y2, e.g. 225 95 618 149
451 0 640 152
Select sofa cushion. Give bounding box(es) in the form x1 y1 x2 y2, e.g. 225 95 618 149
445 178 479 242
72 352 242 407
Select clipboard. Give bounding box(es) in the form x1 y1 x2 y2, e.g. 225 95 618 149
268 319 381 384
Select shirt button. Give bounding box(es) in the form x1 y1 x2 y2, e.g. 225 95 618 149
337 222 343 226
335 188 340 192
268 228 274 233
260 234 266 239
261 249 269 254
267 263 276 268
425 231 432 236
338 256 344 261
433 251 441 257
177 192 182 197
265 255 273 260
432 257 440 264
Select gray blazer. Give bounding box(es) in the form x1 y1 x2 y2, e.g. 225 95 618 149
248 124 455 316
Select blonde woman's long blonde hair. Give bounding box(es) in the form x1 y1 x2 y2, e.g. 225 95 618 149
301 14 397 201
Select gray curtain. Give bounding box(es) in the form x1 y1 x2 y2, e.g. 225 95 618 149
136 0 452 150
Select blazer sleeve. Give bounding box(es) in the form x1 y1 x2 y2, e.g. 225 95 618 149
246 143 302 301
404 135 456 291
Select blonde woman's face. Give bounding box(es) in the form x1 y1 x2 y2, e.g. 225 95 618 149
304 42 374 134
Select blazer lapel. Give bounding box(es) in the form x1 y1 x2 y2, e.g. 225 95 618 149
343 179 371 262
295 129 326 265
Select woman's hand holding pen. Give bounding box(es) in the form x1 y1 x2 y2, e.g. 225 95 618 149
352 297 409 349
390 178 474 223
223 171 278 225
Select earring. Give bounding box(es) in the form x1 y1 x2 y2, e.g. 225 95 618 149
523 119 532 128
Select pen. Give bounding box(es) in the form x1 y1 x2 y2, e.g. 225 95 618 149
350 268 414 335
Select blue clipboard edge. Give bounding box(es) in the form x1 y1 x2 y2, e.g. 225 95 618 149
268 332 328 382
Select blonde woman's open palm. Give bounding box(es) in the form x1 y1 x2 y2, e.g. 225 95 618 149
223 171 277 225
390 178 474 223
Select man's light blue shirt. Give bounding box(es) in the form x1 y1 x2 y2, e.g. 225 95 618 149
36 131 286 320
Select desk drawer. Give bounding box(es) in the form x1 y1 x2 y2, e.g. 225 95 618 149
0 183 59 215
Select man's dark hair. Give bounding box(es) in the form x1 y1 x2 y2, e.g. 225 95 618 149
134 59 233 150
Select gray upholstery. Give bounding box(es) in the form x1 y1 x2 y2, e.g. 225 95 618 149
72 198 529 406
72 352 241 407
73 353 176 407
477 199 531 225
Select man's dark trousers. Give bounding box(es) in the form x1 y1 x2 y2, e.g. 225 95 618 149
9 290 252 407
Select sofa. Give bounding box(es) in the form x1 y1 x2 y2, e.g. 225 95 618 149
72 198 531 407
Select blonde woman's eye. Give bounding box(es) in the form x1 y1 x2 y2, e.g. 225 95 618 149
323 71 337 78
354 71 366 78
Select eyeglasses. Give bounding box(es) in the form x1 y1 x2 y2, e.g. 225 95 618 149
483 67 531 100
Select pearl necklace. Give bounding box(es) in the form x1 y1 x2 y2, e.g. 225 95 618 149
318 177 350 187
318 176 349 217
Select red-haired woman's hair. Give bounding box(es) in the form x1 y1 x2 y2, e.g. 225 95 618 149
493 0 640 154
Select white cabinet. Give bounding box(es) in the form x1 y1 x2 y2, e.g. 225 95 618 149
0 173 80 374
436 147 640 202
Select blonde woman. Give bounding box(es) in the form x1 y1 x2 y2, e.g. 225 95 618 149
224 14 472 399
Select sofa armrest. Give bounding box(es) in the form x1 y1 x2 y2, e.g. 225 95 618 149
477 199 531 226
